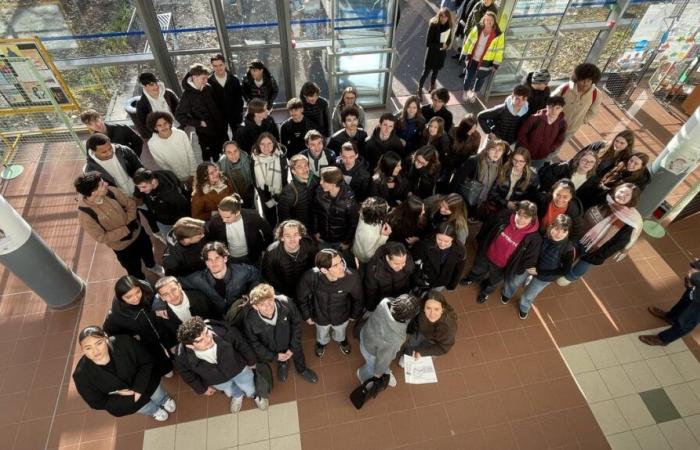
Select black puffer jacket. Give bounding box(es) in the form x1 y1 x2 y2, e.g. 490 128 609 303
302 96 331 137
105 124 144 156
328 128 368 158
412 238 467 290
487 167 539 210
175 320 256 394
534 191 585 242
364 244 417 311
369 173 410 207
134 89 180 139
297 268 364 325
313 183 360 244
140 170 191 225
235 116 280 154
336 156 371 202
261 238 318 298
365 128 406 170
537 161 576 193
405 159 439 199
208 70 244 128
175 73 225 136
277 175 318 228
162 230 207 277
241 68 279 110
178 262 262 315
242 297 303 362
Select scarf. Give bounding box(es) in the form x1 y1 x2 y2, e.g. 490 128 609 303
219 152 253 194
580 194 643 260
145 81 171 114
202 178 229 194
478 158 500 203
253 150 284 195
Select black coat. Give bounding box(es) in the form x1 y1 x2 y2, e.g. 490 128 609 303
421 104 453 133
302 96 331 137
534 191 585 242
297 269 364 325
242 297 303 362
300 148 337 176
85 144 143 197
134 89 180 139
313 183 360 244
277 176 318 228
179 262 262 315
370 173 410 207
175 321 257 394
152 289 220 348
405 161 439 199
424 21 451 70
241 69 279 109
205 209 273 264
364 244 417 311
365 128 406 170
478 102 527 144
105 124 144 156
537 161 577 193
73 335 160 417
577 169 652 211
208 71 244 129
412 238 467 290
261 238 318 298
102 293 173 377
175 74 226 137
235 116 280 154
280 117 313 156
580 224 633 265
487 168 539 210
328 128 368 158
162 230 207 277
336 156 371 202
140 170 191 225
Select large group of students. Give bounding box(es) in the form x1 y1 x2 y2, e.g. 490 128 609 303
68 2 700 425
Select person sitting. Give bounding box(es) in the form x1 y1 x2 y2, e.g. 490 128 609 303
102 276 173 377
401 290 457 365
370 151 410 207
364 242 417 311
516 96 567 168
331 86 366 133
485 147 538 214
298 248 364 357
235 98 280 154
477 84 530 145
85 133 143 198
191 162 234 221
328 107 368 158
205 195 273 265
365 113 406 171
163 217 208 277
251 132 289 226
241 59 279 110
73 326 176 421
242 284 319 384
420 88 453 133
280 98 313 157
133 168 191 241
146 112 196 185
534 179 585 242
395 95 427 155
336 142 371 202
353 197 392 265
80 109 143 156
179 241 262 315
217 140 256 209
134 72 180 139
278 154 318 227
538 149 598 192
461 200 542 304
300 129 337 177
313 166 360 250
175 316 268 413
412 223 467 291
300 81 331 137
262 220 318 299
405 145 441 199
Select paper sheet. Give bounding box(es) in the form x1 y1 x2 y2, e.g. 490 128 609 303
403 355 438 384
440 30 450 44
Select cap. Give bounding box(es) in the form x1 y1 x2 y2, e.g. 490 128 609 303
531 70 551 85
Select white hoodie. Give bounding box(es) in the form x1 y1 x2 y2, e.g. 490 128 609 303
148 128 197 182
145 81 180 128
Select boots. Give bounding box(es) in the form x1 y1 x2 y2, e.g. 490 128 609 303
429 82 436 93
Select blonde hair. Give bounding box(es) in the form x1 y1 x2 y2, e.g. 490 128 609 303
249 283 276 305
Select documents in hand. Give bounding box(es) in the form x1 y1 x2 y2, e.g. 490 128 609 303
440 30 450 44
403 355 438 384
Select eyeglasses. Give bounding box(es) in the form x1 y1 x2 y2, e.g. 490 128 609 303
512 158 527 164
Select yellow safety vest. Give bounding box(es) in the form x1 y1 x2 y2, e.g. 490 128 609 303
461 27 505 67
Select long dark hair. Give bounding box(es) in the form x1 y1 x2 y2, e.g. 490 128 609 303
600 152 649 188
194 162 230 194
451 115 480 158
114 275 153 306
374 151 402 180
412 146 441 177
599 130 634 169
387 194 424 236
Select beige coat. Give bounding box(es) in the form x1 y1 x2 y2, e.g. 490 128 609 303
78 187 139 251
552 81 602 137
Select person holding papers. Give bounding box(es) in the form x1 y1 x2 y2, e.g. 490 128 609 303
417 8 454 95
400 290 457 367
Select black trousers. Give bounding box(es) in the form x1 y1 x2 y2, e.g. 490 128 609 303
419 67 440 90
197 131 227 162
468 253 506 295
278 350 308 373
113 228 156 279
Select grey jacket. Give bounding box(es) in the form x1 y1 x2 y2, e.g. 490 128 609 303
360 298 408 376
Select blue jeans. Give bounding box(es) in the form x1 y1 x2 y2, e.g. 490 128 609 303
136 383 171 416
565 259 593 282
463 60 492 94
659 288 700 343
157 222 172 241
503 272 552 313
358 340 390 383
212 366 256 399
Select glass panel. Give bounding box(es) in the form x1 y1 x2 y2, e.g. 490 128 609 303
0 0 147 59
291 2 332 45
152 0 218 51
547 29 599 79
334 53 388 72
510 0 567 27
563 0 615 23
294 49 329 99
505 39 552 59
336 72 387 105
223 0 280 46
596 26 633 70
333 0 395 51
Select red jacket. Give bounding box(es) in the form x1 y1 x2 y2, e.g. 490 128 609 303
517 109 567 160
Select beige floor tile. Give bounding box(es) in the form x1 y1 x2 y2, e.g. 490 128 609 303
269 434 301 450
614 395 655 429
689 380 700 399
585 340 619 369
669 351 700 382
590 399 630 436
632 331 668 359
646 356 685 387
623 361 661 392
238 408 270 445
561 344 596 374
142 425 176 450
207 414 238 450
238 441 270 450
664 384 700 417
683 414 700 442
608 431 642 450
175 418 207 450
608 335 644 365
658 418 700 450
632 425 671 450
600 366 637 398
576 371 613 403
267 401 299 438
662 338 689 355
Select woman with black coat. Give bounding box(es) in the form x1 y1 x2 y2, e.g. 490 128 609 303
418 7 453 94
486 147 539 213
72 326 175 421
412 223 467 291
577 152 650 211
387 194 426 247
401 291 457 364
241 59 279 110
575 129 635 177
235 98 280 154
405 146 441 199
102 276 174 378
370 151 410 207
538 148 598 192
364 242 417 311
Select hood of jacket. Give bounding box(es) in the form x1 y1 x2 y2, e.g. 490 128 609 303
143 81 167 103
181 73 210 94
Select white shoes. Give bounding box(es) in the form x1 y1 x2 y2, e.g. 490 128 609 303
388 371 397 388
153 408 169 421
162 397 176 413
556 277 572 287
147 264 166 277
398 355 405 368
230 395 244 414
255 396 269 411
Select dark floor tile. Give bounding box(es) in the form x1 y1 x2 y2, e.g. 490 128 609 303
640 388 681 423
14 417 51 450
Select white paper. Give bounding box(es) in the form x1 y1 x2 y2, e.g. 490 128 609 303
440 30 450 44
403 355 438 384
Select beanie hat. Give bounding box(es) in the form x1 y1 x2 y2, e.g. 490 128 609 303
138 72 158 86
531 70 551 85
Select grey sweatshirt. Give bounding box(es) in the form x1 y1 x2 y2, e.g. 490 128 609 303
360 298 408 376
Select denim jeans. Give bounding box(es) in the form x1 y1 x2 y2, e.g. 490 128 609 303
212 366 256 399
659 288 700 343
503 272 551 313
136 382 171 416
358 340 390 383
316 321 349 345
565 259 593 282
463 60 492 94
468 254 506 295
157 222 173 242
403 333 430 356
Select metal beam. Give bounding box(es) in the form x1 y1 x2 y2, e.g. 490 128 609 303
209 0 233 69
276 0 295 102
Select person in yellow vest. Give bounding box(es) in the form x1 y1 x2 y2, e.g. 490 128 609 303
460 11 504 103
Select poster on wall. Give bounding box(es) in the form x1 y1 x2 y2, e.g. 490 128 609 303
630 3 675 43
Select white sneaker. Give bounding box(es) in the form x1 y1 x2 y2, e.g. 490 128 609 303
254 396 269 411
398 355 405 368
162 397 176 413
230 395 244 414
388 372 397 388
356 368 363 383
147 264 166 277
556 277 572 287
153 408 169 422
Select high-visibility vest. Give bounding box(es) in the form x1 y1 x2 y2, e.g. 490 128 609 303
462 26 505 67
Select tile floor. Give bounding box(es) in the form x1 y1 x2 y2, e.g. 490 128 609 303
1 88 699 450
562 328 700 450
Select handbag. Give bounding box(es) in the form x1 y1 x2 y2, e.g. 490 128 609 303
458 178 484 206
349 374 390 409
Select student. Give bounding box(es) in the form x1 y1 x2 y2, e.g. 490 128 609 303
262 220 318 299
534 179 585 242
331 86 366 132
424 193 470 245
278 154 318 227
412 223 467 291
365 113 406 170
208 53 244 138
444 114 481 193
421 88 453 133
85 133 143 198
235 98 280 154
133 168 191 240
401 291 457 364
134 72 180 139
300 129 337 176
538 149 599 192
477 84 530 145
395 96 427 155
460 11 504 101
364 242 417 312
353 197 392 265
577 152 651 211
251 132 289 226
336 142 371 202
386 194 426 247
521 69 551 119
280 98 313 157
418 7 453 94
517 96 567 168
175 63 227 161
574 129 635 177
300 81 331 137
328 107 368 158
162 217 208 277
451 139 507 218
422 117 452 171
551 63 602 141
314 166 360 250
146 112 196 185
190 162 234 221
485 147 539 213
241 59 279 110
405 145 441 199
370 151 410 207
217 141 256 209
80 109 143 156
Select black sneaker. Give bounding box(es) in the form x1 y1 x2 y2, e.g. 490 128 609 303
315 342 326 358
277 362 288 383
300 368 319 384
476 293 488 304
339 340 351 355
500 294 511 305
519 310 528 320
459 276 473 286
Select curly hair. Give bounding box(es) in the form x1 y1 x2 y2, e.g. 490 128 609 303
177 316 207 345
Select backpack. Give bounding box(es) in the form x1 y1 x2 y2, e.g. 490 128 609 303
560 83 597 103
225 295 250 329
77 190 120 231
